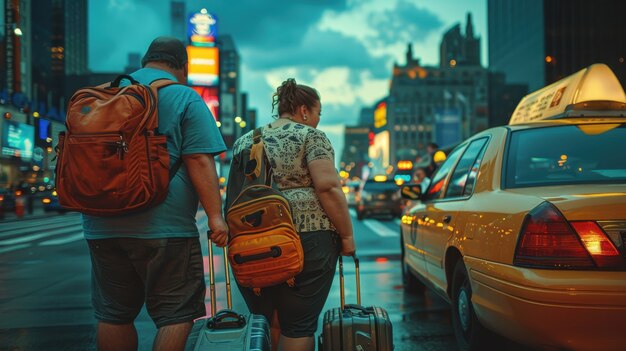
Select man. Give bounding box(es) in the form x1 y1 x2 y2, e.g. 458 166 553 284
82 37 228 351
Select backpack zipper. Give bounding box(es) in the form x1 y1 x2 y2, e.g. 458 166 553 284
68 133 128 160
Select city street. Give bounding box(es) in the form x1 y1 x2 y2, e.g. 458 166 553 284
0 210 535 351
0 210 453 351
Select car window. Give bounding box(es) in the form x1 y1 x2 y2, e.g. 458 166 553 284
505 124 626 188
425 145 465 199
445 138 488 198
463 143 488 196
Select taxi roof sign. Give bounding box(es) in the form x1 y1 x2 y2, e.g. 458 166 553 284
509 63 626 125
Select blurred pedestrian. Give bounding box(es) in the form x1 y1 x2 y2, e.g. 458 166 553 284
412 167 431 192
82 37 228 351
424 142 439 178
230 78 356 351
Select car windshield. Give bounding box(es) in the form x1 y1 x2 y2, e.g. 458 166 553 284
362 181 398 192
505 123 626 188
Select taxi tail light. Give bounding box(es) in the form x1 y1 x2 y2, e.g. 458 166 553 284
514 202 595 269
570 221 625 268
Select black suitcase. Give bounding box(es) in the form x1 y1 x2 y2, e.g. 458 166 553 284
185 237 271 351
318 255 394 351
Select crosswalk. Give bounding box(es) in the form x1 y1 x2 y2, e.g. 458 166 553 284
0 208 402 254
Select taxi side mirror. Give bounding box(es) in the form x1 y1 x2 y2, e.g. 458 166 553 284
401 183 423 200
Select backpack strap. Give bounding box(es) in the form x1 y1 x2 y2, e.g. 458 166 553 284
149 78 180 90
249 127 273 186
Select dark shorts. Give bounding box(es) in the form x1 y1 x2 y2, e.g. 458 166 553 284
238 230 341 338
87 237 206 328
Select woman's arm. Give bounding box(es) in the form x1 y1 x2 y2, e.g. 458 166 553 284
309 158 355 255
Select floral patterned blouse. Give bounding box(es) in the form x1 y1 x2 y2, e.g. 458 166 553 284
232 121 336 233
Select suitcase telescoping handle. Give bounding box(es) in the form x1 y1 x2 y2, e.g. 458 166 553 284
339 255 361 310
207 231 233 317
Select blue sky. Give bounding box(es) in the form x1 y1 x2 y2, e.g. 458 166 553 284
9 0 488 155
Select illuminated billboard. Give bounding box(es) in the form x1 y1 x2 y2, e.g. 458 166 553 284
187 46 219 87
188 10 218 47
374 101 387 129
1 120 34 161
192 86 220 121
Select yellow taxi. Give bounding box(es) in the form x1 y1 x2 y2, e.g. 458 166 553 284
399 64 626 351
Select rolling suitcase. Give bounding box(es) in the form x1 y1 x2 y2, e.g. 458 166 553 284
185 237 271 351
318 255 394 351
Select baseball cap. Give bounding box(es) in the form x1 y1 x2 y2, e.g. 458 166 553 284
141 37 188 69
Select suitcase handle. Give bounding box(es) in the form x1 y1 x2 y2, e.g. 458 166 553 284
206 309 246 329
339 255 361 310
207 231 233 317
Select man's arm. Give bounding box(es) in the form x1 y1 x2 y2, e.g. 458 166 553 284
182 153 229 246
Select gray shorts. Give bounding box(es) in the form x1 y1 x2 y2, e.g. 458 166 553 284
238 230 341 338
87 237 206 328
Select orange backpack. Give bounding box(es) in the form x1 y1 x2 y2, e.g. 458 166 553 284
226 128 304 295
55 75 179 217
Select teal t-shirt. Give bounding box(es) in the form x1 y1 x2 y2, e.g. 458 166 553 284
82 68 226 239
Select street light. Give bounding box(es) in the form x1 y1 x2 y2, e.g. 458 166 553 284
13 27 23 36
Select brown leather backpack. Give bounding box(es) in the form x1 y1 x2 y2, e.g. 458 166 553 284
226 128 304 295
55 75 180 216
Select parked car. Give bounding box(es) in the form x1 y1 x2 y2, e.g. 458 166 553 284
399 64 626 351
42 190 68 213
356 177 402 220
0 188 16 211
343 180 361 207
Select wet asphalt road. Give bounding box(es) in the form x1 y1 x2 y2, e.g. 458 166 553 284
0 209 532 351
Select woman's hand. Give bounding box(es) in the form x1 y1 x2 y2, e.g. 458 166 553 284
340 235 356 256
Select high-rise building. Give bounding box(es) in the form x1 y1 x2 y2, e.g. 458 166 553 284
385 15 488 167
341 126 371 179
3 0 32 105
31 0 88 119
170 1 186 43
440 13 481 68
217 34 241 148
124 53 141 74
488 0 626 92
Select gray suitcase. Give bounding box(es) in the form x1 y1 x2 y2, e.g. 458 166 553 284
185 238 271 351
318 255 394 351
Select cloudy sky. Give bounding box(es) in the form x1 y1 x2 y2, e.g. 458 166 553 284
89 0 486 154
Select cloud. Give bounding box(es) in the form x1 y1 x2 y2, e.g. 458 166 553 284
369 0 443 45
89 0 166 72
242 27 390 78
186 0 348 50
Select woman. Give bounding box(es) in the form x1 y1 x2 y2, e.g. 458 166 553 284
231 78 356 351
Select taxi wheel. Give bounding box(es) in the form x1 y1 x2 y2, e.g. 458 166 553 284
451 260 496 351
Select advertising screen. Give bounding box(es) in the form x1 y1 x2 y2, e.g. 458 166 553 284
187 46 219 87
192 86 219 121
188 11 218 47
1 120 35 161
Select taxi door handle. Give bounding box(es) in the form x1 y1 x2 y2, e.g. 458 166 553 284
443 215 452 224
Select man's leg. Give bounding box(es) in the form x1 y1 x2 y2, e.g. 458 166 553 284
152 321 193 351
97 322 138 351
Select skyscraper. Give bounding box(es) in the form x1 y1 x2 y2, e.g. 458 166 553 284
31 0 88 118
489 0 626 91
170 1 186 43
440 13 481 68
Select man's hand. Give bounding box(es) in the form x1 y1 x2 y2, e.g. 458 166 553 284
208 217 229 247
340 235 356 256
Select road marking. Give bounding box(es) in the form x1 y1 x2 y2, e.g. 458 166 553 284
39 233 84 246
0 243 30 254
0 227 82 245
362 219 399 237
349 208 357 217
